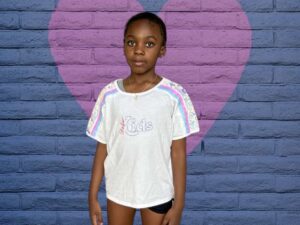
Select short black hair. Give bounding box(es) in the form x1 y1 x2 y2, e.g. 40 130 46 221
123 11 167 47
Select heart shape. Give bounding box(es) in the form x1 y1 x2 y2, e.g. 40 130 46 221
48 0 251 154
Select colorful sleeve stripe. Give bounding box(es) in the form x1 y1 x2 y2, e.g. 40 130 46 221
157 85 190 134
90 88 118 136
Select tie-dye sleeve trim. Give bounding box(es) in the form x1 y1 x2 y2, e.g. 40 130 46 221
86 82 118 143
158 81 200 140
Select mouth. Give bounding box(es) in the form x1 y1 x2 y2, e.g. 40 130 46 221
132 60 146 66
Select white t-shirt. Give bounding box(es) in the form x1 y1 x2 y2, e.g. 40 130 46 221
86 76 200 208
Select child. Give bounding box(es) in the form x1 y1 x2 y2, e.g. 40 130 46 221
86 11 199 225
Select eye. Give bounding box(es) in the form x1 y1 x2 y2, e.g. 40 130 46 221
145 41 155 48
127 40 135 47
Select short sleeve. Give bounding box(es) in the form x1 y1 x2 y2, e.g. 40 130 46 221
86 89 107 144
172 86 200 140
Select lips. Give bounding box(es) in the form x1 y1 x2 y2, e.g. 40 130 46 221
132 60 146 66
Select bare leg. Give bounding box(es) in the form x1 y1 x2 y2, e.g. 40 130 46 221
140 208 166 225
107 198 136 225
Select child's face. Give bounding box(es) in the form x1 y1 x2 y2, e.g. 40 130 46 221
123 19 166 76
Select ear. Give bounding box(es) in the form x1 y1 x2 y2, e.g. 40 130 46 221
159 46 166 57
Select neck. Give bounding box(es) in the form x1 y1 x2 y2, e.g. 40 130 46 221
128 72 158 84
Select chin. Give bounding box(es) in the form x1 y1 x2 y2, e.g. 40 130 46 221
130 68 149 75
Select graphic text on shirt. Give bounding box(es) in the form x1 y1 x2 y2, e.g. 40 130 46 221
119 116 153 136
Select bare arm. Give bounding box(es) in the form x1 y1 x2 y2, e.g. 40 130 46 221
88 142 107 203
171 137 186 210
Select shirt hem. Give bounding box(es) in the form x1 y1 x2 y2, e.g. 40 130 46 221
172 127 200 140
106 193 174 209
86 130 107 144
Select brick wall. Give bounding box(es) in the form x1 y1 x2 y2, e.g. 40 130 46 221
0 0 299 224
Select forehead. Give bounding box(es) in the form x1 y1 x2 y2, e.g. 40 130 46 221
126 19 161 37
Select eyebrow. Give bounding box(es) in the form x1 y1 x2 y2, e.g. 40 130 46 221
126 34 158 40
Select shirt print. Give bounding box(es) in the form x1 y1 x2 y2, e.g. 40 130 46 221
119 115 153 136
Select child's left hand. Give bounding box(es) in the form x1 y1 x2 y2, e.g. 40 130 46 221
161 206 183 225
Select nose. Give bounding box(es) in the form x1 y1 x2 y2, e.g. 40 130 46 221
134 42 144 55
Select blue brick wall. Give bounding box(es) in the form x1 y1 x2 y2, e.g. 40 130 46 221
0 0 300 225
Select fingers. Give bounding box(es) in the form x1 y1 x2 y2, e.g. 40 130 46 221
92 212 103 225
97 214 103 225
92 214 97 225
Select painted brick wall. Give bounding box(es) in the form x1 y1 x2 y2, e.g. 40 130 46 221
0 0 300 224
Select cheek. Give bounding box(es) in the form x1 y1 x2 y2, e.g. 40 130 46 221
151 49 161 58
124 48 132 56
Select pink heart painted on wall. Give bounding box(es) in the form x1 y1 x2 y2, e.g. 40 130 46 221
48 0 251 154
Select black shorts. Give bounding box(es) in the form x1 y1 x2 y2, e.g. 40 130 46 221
148 198 174 214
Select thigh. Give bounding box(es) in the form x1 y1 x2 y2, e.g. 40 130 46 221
140 207 166 225
107 198 136 225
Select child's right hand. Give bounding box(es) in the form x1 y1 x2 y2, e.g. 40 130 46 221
89 200 104 225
